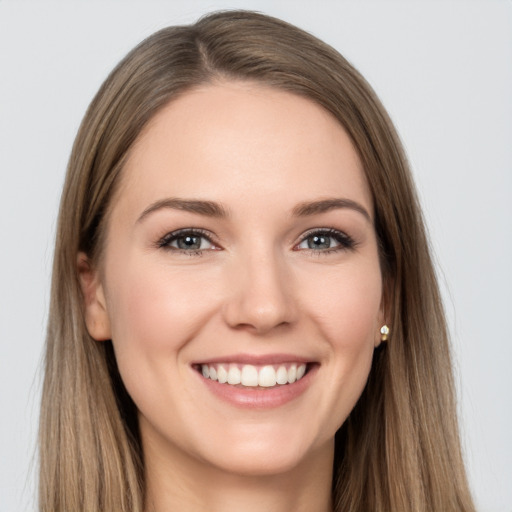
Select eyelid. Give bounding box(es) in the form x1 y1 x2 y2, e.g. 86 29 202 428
156 228 221 252
294 227 356 252
155 226 356 255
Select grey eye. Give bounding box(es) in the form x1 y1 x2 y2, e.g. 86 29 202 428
176 235 202 250
171 234 214 251
298 233 341 250
159 229 217 252
306 234 333 249
296 229 355 252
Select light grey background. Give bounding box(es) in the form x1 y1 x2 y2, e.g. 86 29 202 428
1 1 511 511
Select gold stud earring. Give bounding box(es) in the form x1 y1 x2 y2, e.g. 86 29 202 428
380 325 390 342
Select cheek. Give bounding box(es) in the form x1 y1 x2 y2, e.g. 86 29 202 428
102 256 226 447
104 257 219 390
303 261 382 427
308 260 382 344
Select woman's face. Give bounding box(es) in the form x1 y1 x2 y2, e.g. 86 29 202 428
83 82 384 477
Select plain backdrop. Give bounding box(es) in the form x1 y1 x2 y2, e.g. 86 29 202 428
0 1 511 511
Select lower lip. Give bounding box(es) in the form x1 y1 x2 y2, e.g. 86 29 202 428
195 365 318 409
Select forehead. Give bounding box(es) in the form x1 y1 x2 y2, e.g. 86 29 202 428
115 81 372 220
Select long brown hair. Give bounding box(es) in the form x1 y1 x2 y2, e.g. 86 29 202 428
40 10 475 511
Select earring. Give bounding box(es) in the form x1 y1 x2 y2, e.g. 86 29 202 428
380 325 390 342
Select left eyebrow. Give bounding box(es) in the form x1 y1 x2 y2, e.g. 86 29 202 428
292 198 372 222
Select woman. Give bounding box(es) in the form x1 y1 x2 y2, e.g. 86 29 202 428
39 10 475 512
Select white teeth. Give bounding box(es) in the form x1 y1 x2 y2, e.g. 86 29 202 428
200 362 309 388
276 365 288 385
217 364 228 383
288 364 297 383
241 365 259 386
227 365 241 385
258 365 277 387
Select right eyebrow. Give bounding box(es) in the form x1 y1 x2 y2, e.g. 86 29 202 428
137 198 230 223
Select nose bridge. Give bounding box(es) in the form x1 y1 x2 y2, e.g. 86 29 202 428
223 243 296 333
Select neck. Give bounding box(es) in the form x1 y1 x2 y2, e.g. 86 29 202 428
143 435 334 512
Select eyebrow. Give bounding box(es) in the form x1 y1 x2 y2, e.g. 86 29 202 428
137 198 230 223
137 196 371 223
292 198 371 222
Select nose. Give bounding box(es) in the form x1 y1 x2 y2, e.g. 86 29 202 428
222 250 298 335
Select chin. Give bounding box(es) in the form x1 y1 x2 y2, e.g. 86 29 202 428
194 425 329 478
205 447 310 478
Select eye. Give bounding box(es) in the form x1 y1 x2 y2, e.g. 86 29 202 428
157 229 218 254
296 229 355 253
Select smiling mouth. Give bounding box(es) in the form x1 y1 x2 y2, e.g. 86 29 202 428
194 362 312 389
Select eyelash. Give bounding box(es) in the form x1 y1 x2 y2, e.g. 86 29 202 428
156 228 217 256
156 228 356 256
295 228 356 255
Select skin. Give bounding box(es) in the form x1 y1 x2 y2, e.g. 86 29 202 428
79 82 385 512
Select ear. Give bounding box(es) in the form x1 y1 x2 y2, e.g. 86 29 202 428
77 252 111 341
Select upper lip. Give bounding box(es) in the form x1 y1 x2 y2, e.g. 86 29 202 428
191 353 316 366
